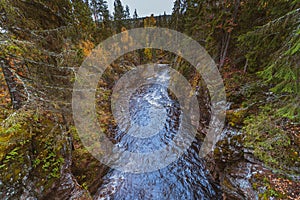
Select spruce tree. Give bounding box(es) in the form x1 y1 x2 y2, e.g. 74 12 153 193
239 8 300 120
171 0 184 32
0 0 95 108
125 5 130 19
90 0 109 22
113 0 125 31
89 0 112 41
132 9 140 28
133 9 138 19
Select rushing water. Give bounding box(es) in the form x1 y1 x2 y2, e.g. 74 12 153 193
94 65 221 200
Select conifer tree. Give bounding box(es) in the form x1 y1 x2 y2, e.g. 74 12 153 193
239 8 300 120
89 0 112 41
113 0 125 31
132 9 140 28
0 0 95 108
133 9 138 19
125 5 130 19
124 5 131 28
90 0 110 22
171 0 185 32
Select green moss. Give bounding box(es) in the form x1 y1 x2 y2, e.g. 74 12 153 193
243 111 300 174
69 125 108 195
258 177 286 199
226 108 248 127
0 107 67 191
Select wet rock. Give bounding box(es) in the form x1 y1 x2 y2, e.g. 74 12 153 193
214 128 244 164
220 161 260 200
211 127 300 200
0 107 91 199
42 150 92 200
211 128 259 199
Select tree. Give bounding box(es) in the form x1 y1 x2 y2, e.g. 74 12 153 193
0 0 95 198
171 0 185 32
143 15 157 62
71 0 95 41
0 0 97 109
133 9 138 19
143 14 156 27
113 0 125 31
161 12 169 28
90 0 110 22
124 5 131 28
182 0 241 68
239 8 300 120
132 9 140 28
89 0 112 41
125 5 130 19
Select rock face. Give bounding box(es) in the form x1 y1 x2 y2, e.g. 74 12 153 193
0 107 91 199
1 107 298 199
220 161 259 200
212 127 300 200
41 149 92 200
213 128 259 200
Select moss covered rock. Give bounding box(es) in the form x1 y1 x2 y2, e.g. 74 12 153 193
226 108 248 127
0 106 90 199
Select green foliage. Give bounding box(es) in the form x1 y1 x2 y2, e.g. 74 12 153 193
275 98 300 120
90 0 110 22
113 0 126 31
171 0 185 32
239 8 300 120
71 0 96 41
3 147 20 163
0 108 67 189
1 0 299 197
82 182 89 190
257 177 286 199
4 123 22 134
243 110 300 173
69 124 108 194
39 143 64 178
89 0 112 41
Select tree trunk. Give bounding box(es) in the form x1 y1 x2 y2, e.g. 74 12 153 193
219 32 231 69
219 0 240 69
0 58 22 109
